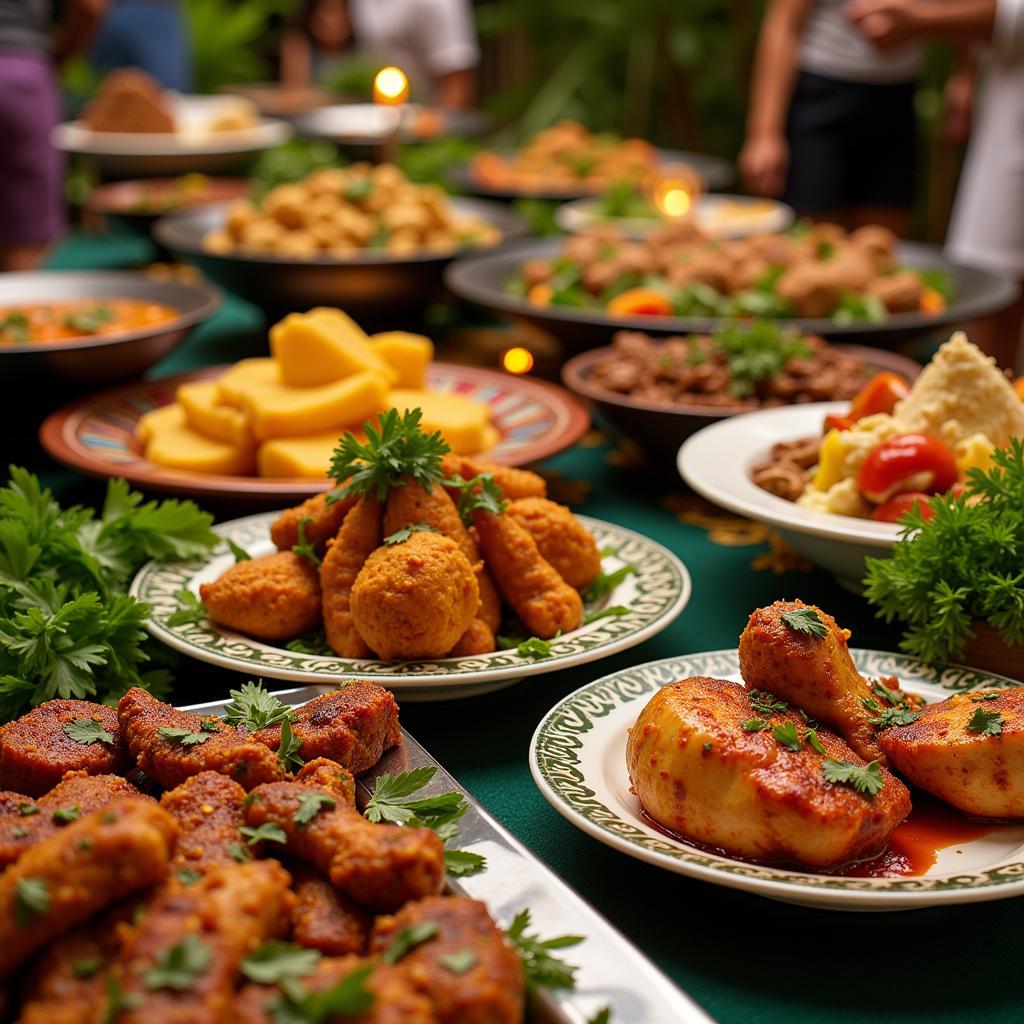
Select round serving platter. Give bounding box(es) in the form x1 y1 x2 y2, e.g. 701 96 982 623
40 361 590 502
132 512 692 701
530 649 1024 911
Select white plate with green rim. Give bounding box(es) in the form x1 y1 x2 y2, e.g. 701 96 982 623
132 511 691 702
530 649 1024 911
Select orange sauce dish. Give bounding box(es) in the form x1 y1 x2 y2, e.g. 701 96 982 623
0 299 178 345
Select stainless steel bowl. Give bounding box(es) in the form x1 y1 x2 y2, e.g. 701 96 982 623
153 198 526 319
0 271 220 382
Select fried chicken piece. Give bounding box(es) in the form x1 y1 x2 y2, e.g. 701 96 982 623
738 600 885 762
506 497 602 591
290 864 371 955
160 771 248 877
472 509 583 639
626 677 911 867
270 490 356 555
0 798 176 978
244 780 445 910
322 496 381 658
867 269 922 313
235 955 436 1024
351 532 479 660
118 688 285 791
109 860 294 1024
775 261 842 318
446 618 495 657
296 756 357 804
253 684 400 777
441 454 546 500
0 699 125 796
879 690 1024 816
369 896 525 1024
383 477 501 632
0 771 142 868
200 552 322 642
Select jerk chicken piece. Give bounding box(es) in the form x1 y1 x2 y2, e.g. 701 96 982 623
369 896 525 1024
738 600 890 762
270 489 356 555
290 863 371 955
0 798 176 978
200 552 322 642
109 860 294 1024
296 756 357 803
0 771 143 868
160 770 248 878
118 687 285 791
244 779 445 910
0 699 125 796
252 683 401 777
626 677 911 868
506 497 602 592
234 955 436 1024
879 690 1024 817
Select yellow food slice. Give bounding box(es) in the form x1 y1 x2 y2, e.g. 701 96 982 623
136 402 184 446
812 428 846 492
243 370 388 440
216 358 281 408
269 308 397 387
370 331 434 389
388 388 492 455
259 430 365 478
142 405 256 475
177 380 253 447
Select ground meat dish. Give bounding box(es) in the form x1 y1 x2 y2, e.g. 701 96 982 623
750 436 821 501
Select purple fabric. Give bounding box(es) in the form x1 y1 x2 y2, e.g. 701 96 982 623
0 50 63 246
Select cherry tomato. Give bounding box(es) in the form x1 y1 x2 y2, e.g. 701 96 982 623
848 372 911 422
871 492 936 523
858 433 959 504
824 413 853 433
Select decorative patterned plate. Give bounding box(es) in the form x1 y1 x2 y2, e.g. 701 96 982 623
40 362 591 503
531 650 1024 911
131 512 692 701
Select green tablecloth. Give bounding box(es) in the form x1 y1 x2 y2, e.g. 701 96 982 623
21 233 1022 1024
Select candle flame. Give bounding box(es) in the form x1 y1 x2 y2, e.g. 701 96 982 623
373 66 409 106
653 180 692 219
501 347 534 375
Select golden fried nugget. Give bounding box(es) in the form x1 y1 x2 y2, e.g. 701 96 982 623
321 497 381 658
442 454 546 500
447 618 496 657
290 864 371 955
507 497 602 591
295 757 357 804
270 490 356 554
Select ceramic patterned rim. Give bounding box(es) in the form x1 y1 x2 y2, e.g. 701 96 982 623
530 650 1024 908
131 512 692 693
39 362 590 501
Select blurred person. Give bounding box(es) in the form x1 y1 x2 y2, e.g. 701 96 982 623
91 0 192 92
0 0 106 272
280 0 478 109
847 0 1024 368
740 0 931 234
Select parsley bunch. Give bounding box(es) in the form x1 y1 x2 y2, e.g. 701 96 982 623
864 440 1024 663
713 322 810 398
0 469 217 719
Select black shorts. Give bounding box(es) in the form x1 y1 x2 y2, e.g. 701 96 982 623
784 70 917 215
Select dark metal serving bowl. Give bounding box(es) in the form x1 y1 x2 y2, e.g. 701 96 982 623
445 237 1021 352
0 271 220 383
153 198 526 320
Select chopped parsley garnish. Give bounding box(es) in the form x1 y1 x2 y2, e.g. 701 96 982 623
382 921 440 964
505 909 584 991
871 706 921 729
277 717 306 772
970 692 1003 702
12 826 28 838
0 311 29 343
455 472 508 523
143 935 214 991
72 957 103 979
227 538 251 562
966 707 1004 737
176 867 202 885
747 690 788 716
582 605 630 626
871 680 905 706
62 717 115 746
294 792 335 827
582 563 637 604
224 679 297 731
158 726 212 747
861 696 882 712
741 718 768 733
439 949 477 974
165 588 207 627
780 607 828 638
772 722 802 752
102 975 141 1024
62 305 115 335
18 802 39 816
383 522 441 546
241 823 288 847
268 963 375 1023
515 636 554 659
14 876 50 926
52 805 81 824
822 759 885 798
444 849 488 876
241 941 320 984
805 728 827 755
291 516 322 567
228 841 252 862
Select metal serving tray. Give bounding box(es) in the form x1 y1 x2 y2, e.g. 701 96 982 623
183 684 712 1024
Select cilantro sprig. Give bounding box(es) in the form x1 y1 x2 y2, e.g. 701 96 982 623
268 963 375 1023
241 941 320 984
822 759 885 798
14 876 50 926
383 523 441 546
780 607 828 638
966 707 1003 737
224 680 296 731
62 717 114 746
505 909 584 991
143 935 213 991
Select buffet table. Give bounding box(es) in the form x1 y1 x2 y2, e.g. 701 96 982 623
21 234 1021 1024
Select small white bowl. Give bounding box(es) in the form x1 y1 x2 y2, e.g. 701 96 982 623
677 402 901 589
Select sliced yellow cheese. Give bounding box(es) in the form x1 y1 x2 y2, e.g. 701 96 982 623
216 358 281 409
370 331 433 389
142 405 257 476
177 380 253 447
136 402 185 446
242 370 388 440
269 308 397 387
388 389 492 455
258 429 365 478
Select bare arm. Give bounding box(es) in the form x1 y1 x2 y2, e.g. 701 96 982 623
434 67 475 110
739 0 814 197
53 0 107 65
845 0 996 49
280 29 313 89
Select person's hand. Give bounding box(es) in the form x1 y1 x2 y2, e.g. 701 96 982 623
739 133 789 198
942 67 975 145
844 0 927 49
